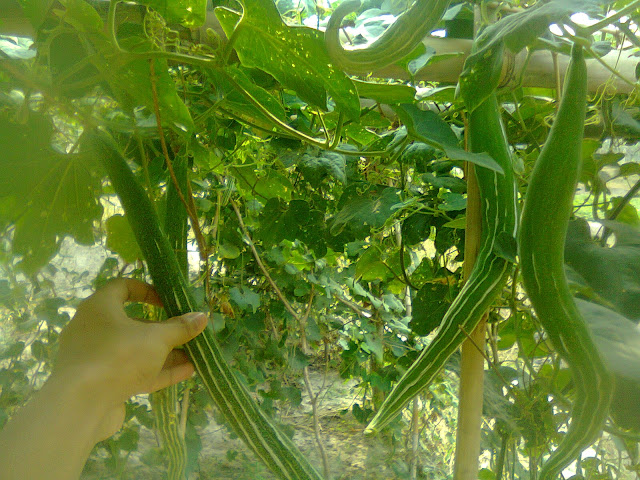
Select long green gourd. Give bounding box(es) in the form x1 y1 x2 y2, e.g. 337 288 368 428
150 154 189 480
518 45 613 480
87 130 323 480
150 386 187 479
365 92 518 433
324 0 451 74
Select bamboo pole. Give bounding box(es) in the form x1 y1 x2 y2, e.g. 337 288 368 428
452 154 487 480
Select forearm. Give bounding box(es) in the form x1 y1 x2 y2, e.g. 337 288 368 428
0 372 109 480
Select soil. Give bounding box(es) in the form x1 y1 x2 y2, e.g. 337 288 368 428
80 369 456 480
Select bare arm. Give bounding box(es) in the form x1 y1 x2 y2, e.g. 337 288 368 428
0 278 207 480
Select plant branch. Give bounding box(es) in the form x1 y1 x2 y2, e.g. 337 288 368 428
299 288 330 479
230 199 299 319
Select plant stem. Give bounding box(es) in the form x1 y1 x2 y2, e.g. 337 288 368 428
149 61 209 262
300 289 330 479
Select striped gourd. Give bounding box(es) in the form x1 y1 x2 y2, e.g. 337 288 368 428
150 386 187 479
518 45 614 480
324 0 451 74
365 92 518 434
87 130 323 480
150 153 189 480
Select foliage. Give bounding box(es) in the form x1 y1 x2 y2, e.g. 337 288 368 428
2 0 640 478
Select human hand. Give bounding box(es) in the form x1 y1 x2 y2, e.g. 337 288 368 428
52 278 207 439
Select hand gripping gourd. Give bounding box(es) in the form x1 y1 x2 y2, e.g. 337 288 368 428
365 90 518 433
87 130 324 480
518 45 614 480
324 0 451 74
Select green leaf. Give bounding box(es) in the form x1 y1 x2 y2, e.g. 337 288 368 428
0 342 25 360
411 283 453 336
332 184 401 235
257 199 327 256
577 299 640 381
478 468 497 480
108 51 194 134
219 243 241 259
0 114 103 273
57 0 103 32
402 212 433 245
565 219 640 319
356 247 390 282
493 231 518 263
393 104 504 173
363 333 383 364
106 215 143 263
297 151 347 187
30 340 47 361
422 172 467 193
211 312 226 332
216 2 360 121
231 165 293 200
17 0 55 31
206 66 287 126
353 80 416 105
438 192 466 211
229 286 261 313
135 0 207 26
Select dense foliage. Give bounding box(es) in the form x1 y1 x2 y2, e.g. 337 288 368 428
2 0 640 478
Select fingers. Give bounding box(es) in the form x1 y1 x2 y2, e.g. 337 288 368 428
149 351 196 392
158 312 208 349
94 278 163 307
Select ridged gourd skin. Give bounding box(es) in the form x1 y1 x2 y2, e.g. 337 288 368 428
149 153 189 480
324 0 451 73
365 92 518 434
518 45 614 480
87 130 324 480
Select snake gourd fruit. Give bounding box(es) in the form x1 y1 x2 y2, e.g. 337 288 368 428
149 153 190 480
518 45 614 480
365 92 518 434
324 0 451 74
87 130 324 480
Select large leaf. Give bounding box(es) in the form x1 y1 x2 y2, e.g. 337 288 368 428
215 0 360 121
576 298 640 430
230 165 293 201
578 299 640 381
206 66 286 127
565 219 640 320
106 215 143 264
257 198 327 256
107 50 195 134
0 114 103 272
411 283 453 336
296 150 347 187
17 0 55 31
393 104 503 173
331 183 401 235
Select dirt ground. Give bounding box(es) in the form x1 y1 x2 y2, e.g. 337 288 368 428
80 370 455 480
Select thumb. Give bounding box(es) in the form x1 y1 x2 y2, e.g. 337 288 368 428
159 312 208 348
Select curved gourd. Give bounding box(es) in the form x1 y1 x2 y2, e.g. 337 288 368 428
87 130 324 480
518 45 614 480
365 92 518 434
324 0 451 74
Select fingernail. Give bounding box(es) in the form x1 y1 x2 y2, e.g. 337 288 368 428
184 312 206 323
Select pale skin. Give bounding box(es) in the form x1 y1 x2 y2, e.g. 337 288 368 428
0 278 208 480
